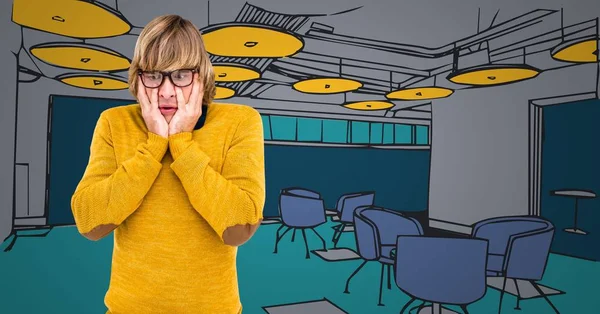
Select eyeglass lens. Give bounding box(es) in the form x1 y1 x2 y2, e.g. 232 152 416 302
140 69 194 88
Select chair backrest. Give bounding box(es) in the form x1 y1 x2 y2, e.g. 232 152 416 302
505 225 554 280
282 187 321 199
338 192 375 222
279 192 326 228
353 206 423 260
471 216 550 256
395 236 489 306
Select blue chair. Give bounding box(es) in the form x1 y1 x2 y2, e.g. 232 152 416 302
471 216 559 313
394 236 489 314
331 191 375 248
345 206 424 306
273 187 327 259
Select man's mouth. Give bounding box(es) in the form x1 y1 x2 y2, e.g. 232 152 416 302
159 106 177 114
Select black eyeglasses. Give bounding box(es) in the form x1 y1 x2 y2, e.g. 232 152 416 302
138 69 197 88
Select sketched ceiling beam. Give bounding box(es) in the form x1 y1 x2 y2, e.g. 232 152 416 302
302 9 558 70
389 101 432 111
456 9 557 50
490 18 596 57
233 95 400 117
392 110 431 120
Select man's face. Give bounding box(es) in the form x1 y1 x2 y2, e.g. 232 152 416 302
141 70 196 123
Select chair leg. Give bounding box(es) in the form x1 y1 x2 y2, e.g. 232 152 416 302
344 260 368 294
331 224 339 244
274 224 284 240
432 303 442 314
461 305 469 314
410 301 427 314
273 225 283 253
301 229 310 259
378 263 385 306
387 264 392 289
514 279 521 310
333 225 343 248
531 280 560 314
399 297 416 314
310 228 327 251
498 276 507 314
273 226 291 254
291 229 296 242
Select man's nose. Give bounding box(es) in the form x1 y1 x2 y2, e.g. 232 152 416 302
159 78 176 99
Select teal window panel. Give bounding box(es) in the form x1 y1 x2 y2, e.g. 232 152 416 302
322 119 348 143
270 116 297 140
261 115 271 140
416 125 429 145
370 123 383 144
351 121 370 143
383 123 395 144
395 124 412 144
297 117 322 141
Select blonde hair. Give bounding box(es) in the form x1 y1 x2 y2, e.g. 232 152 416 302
128 15 216 105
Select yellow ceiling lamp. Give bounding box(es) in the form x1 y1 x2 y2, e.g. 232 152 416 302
12 0 131 38
213 63 261 82
447 64 541 86
550 9 598 63
57 73 128 90
343 101 394 111
30 43 130 72
215 86 236 99
387 86 454 100
293 78 362 94
551 37 598 63
201 23 304 57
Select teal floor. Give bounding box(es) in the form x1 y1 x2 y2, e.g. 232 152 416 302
1 220 599 314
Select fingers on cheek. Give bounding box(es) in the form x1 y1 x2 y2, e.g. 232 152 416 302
176 88 183 103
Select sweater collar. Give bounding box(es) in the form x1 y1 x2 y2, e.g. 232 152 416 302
194 105 208 130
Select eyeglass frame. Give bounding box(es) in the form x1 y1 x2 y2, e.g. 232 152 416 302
137 68 198 88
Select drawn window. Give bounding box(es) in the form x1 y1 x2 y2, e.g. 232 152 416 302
383 123 395 144
261 115 271 140
395 124 412 144
351 121 370 143
322 119 348 143
297 117 322 142
260 114 429 146
370 123 383 144
270 116 297 140
416 125 429 145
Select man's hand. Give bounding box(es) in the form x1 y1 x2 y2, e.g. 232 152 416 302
138 77 169 138
169 74 204 135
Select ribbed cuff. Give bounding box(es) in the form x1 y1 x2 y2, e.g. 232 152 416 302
168 132 194 160
146 132 169 161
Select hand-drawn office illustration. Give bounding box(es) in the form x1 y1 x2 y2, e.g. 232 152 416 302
1 1 599 313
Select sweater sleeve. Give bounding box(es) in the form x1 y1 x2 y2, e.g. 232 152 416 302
71 111 169 235
168 107 266 242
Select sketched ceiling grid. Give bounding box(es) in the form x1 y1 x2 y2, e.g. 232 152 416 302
10 0 600 119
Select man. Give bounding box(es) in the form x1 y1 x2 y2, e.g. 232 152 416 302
71 14 265 313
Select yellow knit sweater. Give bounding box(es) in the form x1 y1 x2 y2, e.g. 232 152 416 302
71 102 265 313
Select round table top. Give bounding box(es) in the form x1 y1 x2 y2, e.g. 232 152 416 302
552 189 596 198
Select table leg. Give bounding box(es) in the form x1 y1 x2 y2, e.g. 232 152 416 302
564 197 588 235
417 303 460 314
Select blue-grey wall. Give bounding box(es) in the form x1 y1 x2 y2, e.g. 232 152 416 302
541 99 600 261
